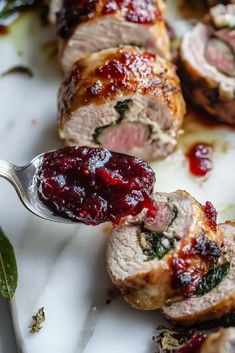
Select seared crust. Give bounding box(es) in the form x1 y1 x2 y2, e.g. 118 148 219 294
58 46 185 158
107 190 222 310
162 222 235 326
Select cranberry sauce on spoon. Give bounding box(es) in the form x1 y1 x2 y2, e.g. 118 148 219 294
37 146 156 225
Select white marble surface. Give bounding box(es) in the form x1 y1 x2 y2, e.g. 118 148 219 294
0 3 235 353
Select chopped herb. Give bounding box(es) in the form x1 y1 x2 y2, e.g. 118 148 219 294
0 227 18 300
154 327 196 353
1 65 33 78
93 123 113 145
196 261 230 296
0 0 39 22
29 307 45 333
139 230 177 261
114 99 131 121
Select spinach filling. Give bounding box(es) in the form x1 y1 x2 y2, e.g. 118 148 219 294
139 229 177 261
93 99 132 145
114 99 132 122
196 261 230 296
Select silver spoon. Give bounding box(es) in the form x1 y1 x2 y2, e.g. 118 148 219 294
0 153 73 224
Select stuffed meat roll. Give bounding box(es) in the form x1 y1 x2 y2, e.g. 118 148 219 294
58 46 185 161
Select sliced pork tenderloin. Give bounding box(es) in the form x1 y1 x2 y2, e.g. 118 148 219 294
55 0 170 72
107 190 223 310
180 4 235 124
162 222 235 326
58 46 185 161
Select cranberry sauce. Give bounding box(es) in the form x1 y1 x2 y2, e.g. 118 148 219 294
176 333 207 353
37 146 156 225
187 143 213 177
204 201 217 232
102 0 161 24
172 236 221 297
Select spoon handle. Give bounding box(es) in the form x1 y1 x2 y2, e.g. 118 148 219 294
0 160 24 198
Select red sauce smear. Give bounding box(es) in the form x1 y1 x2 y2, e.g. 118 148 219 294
176 333 207 353
203 201 217 231
91 51 155 95
0 25 8 35
172 235 221 297
37 146 156 225
102 0 161 24
187 143 213 177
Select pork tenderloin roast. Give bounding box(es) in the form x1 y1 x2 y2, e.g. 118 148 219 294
52 0 170 72
58 46 185 161
162 222 235 326
180 4 235 124
107 190 223 310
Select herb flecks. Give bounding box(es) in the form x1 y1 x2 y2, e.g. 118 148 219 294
0 227 18 300
29 307 45 334
114 99 131 121
139 230 176 261
196 261 230 296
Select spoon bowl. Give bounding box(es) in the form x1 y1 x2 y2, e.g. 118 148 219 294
0 153 74 224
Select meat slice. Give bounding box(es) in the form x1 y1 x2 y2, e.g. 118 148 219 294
162 222 235 326
58 46 185 161
106 190 223 310
180 4 235 124
55 0 170 72
201 328 235 353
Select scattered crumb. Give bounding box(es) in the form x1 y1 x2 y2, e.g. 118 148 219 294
29 307 45 334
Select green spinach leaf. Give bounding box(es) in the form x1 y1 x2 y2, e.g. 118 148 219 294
196 261 230 296
114 99 131 121
139 230 177 261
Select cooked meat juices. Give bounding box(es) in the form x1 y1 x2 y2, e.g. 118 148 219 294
162 222 235 326
58 46 185 161
107 190 222 310
53 0 170 72
180 4 235 124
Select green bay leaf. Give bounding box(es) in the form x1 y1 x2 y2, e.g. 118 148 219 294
0 227 18 300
